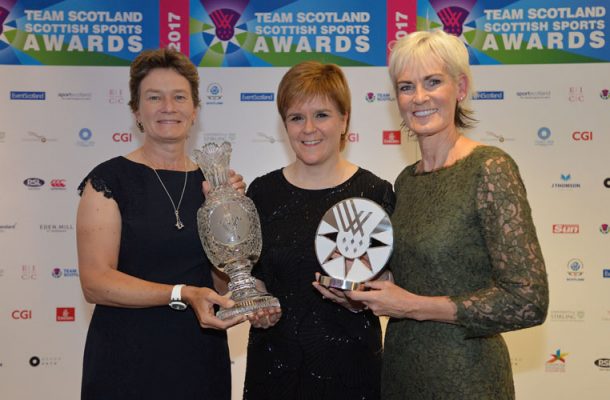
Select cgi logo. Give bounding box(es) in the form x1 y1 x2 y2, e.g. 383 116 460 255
56 307 75 322
600 89 609 100
11 310 32 320
112 132 132 142
552 224 579 234
23 177 44 188
347 133 359 143
50 179 66 189
572 131 593 141
383 130 401 145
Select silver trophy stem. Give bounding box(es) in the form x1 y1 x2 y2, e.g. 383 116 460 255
217 260 280 320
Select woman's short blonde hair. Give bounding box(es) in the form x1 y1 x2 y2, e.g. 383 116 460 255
388 30 476 129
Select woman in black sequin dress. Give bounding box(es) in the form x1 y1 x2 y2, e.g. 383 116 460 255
243 61 395 400
76 48 246 400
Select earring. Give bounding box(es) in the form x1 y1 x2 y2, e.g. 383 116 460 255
136 121 144 132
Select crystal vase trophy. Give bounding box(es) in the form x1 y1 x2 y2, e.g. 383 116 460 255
315 198 393 290
194 142 280 320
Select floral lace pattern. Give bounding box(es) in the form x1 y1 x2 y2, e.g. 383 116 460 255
78 175 114 199
382 146 548 399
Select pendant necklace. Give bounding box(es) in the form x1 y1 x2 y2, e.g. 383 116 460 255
146 154 188 230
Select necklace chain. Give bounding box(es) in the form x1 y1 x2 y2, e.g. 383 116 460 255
145 154 188 230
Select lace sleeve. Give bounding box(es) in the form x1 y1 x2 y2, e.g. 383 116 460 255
77 174 114 198
451 153 549 337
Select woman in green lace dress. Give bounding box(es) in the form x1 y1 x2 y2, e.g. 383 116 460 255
347 30 549 399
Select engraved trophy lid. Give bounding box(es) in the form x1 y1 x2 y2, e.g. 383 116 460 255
315 197 393 290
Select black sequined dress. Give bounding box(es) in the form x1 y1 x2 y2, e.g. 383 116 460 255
78 157 231 400
243 168 395 400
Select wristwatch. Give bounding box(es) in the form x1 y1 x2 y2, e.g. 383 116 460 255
169 284 188 311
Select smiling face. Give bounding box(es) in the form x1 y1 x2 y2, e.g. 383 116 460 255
134 68 197 144
284 96 348 168
396 58 467 139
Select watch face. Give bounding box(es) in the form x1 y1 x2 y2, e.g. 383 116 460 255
169 301 187 311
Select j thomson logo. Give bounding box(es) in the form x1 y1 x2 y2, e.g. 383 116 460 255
10 91 46 100
240 92 274 102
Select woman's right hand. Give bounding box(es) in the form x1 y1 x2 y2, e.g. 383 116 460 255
183 286 247 329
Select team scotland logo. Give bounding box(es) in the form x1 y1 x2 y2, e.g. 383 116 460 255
198 0 249 56
428 0 476 37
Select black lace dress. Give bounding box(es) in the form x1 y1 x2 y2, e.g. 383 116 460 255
383 146 548 399
243 168 396 400
78 157 231 400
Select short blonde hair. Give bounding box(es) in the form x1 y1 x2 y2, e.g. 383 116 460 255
389 30 475 129
276 61 351 150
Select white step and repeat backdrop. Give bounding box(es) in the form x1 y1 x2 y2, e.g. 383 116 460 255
1 1 609 399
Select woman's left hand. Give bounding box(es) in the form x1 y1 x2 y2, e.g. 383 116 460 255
203 169 246 196
247 306 282 329
312 272 366 313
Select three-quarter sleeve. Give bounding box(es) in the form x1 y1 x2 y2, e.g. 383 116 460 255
451 153 549 337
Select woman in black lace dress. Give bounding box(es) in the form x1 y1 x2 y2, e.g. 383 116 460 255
243 61 395 400
76 48 246 400
347 30 549 399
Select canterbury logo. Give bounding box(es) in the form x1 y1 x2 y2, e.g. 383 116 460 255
50 179 66 188
335 199 372 236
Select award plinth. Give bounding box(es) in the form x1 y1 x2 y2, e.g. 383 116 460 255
194 142 280 320
315 198 393 291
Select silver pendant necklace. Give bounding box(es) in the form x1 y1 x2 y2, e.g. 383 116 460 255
147 156 188 230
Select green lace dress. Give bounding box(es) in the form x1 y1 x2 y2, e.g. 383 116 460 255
382 146 548 399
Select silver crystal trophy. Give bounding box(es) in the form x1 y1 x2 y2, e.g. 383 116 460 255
194 142 280 320
315 197 393 290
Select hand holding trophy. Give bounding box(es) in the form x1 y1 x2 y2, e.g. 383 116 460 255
315 197 393 291
194 142 280 320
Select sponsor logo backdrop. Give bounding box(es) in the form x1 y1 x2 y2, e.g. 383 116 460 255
0 1 609 399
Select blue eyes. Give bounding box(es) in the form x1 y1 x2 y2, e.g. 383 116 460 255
398 79 442 93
